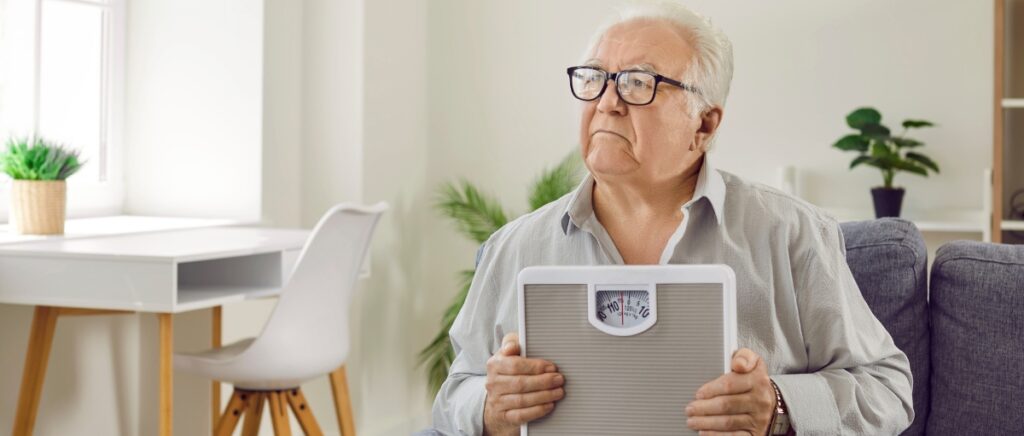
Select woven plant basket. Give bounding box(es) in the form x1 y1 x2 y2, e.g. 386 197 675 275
11 180 66 235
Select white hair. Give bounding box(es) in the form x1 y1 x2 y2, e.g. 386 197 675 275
582 1 734 148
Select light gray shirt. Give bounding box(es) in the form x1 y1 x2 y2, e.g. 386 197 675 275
431 154 914 435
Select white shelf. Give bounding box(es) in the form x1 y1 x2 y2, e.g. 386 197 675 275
1003 98 1024 108
822 208 988 233
1003 220 1024 231
176 284 281 313
778 166 994 242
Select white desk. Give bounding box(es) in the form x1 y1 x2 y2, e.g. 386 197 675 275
0 220 311 436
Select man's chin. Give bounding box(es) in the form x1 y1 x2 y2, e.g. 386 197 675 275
587 160 641 179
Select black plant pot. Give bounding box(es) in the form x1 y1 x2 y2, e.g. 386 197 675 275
871 187 905 218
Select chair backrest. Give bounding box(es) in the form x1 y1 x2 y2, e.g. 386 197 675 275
243 202 387 374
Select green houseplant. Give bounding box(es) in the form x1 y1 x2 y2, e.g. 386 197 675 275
419 153 583 395
1 137 84 234
832 107 940 218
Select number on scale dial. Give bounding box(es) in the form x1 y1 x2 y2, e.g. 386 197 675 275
595 290 651 328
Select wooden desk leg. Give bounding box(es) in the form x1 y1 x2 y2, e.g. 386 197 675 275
12 306 59 436
329 365 356 436
211 305 222 435
159 313 173 436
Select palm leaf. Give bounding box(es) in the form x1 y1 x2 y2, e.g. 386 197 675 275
421 151 582 397
528 153 584 211
418 269 475 395
436 181 509 244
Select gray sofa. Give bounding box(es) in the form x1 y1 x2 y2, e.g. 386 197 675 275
420 218 1024 435
842 218 1024 435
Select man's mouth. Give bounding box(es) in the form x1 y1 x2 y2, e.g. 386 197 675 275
591 130 629 141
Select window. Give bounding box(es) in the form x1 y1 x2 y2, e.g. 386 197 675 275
0 0 124 216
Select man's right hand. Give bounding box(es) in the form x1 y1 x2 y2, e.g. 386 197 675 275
482 332 565 436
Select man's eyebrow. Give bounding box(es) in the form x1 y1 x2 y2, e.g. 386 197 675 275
626 63 657 73
581 60 659 73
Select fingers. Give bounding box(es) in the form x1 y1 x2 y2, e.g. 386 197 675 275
730 348 760 374
500 333 520 356
488 373 564 394
693 431 751 436
497 387 565 410
488 353 556 375
687 392 756 416
695 372 753 400
686 414 757 432
502 402 556 425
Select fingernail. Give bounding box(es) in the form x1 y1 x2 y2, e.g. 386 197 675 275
695 390 704 400
554 374 564 385
686 418 695 427
685 405 694 415
545 364 556 373
555 388 565 398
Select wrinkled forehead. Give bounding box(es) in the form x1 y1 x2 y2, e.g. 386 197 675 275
587 19 695 77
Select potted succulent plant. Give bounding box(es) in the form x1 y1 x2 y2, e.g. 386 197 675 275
1 137 84 235
832 107 940 218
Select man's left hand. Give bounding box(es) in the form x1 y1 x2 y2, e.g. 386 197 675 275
685 348 777 435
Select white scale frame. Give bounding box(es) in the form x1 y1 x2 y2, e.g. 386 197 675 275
517 264 738 436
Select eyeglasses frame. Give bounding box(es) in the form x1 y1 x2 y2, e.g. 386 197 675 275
566 65 702 106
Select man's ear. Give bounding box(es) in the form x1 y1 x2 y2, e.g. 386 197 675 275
694 106 724 151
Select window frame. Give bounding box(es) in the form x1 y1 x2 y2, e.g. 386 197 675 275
0 0 125 221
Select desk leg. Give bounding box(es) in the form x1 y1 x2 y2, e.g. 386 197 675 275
211 306 222 435
159 313 173 436
12 306 59 436
329 365 356 436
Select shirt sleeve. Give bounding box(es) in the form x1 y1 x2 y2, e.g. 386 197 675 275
771 217 915 435
431 243 501 435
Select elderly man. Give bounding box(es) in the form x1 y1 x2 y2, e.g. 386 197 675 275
431 2 914 435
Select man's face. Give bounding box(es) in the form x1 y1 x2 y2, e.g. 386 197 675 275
579 19 712 185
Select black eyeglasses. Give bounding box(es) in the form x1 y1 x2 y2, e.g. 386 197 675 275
566 66 701 106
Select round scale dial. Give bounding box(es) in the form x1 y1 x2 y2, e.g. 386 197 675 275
595 290 651 328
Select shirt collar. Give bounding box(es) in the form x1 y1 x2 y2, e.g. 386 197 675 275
560 153 726 235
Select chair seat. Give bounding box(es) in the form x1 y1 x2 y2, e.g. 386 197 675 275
175 338 322 390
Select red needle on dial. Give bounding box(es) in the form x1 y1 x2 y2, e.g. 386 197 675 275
620 292 624 325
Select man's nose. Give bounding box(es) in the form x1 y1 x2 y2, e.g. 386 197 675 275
596 78 627 115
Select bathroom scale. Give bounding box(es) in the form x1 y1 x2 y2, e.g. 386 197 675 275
517 264 738 436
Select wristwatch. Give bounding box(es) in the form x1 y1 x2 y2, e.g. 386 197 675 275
767 379 793 435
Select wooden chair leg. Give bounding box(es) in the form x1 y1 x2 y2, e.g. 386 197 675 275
215 390 246 436
286 388 324 436
268 391 293 436
241 392 266 436
12 306 59 436
329 366 357 436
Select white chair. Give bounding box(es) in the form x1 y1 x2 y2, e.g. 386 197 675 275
175 202 388 436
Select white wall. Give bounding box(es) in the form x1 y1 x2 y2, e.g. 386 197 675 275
122 0 264 221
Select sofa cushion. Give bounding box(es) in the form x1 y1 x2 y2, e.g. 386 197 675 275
928 240 1024 434
840 218 929 436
